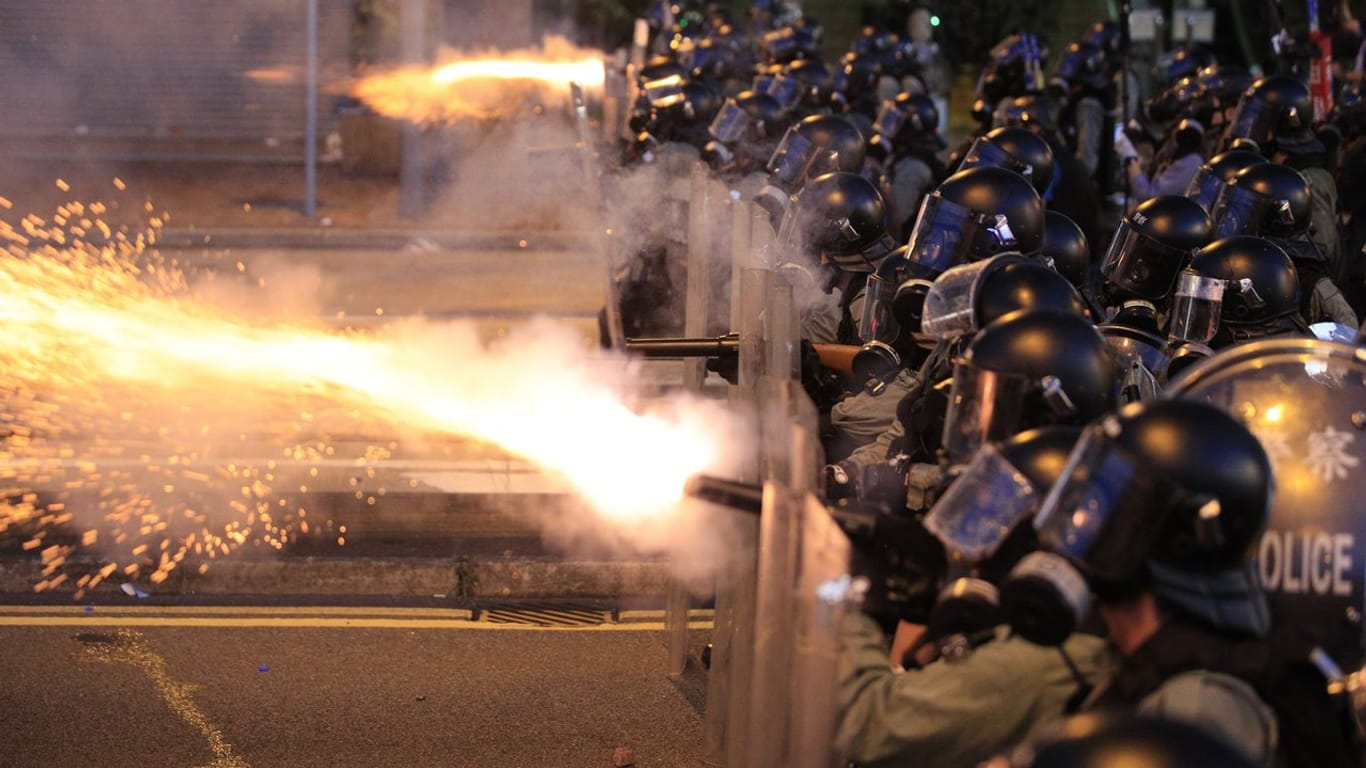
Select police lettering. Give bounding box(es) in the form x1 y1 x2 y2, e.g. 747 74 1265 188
1259 531 1353 596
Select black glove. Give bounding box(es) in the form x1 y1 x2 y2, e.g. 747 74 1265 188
705 355 740 385
830 500 945 629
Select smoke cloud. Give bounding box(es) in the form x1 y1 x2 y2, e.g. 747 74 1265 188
0 4 774 598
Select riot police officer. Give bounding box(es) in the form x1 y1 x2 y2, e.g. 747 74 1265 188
1098 194 1214 331
1221 75 1340 278
775 170 897 347
1210 161 1358 328
755 113 867 225
701 89 791 197
955 126 1056 197
1186 147 1264 214
1008 397 1352 766
835 426 1108 768
869 91 946 239
1183 235 1309 348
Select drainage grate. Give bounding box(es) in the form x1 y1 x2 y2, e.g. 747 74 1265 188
478 601 611 627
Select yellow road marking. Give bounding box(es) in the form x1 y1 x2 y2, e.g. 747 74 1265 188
1 614 713 631
0 604 476 618
80 629 249 768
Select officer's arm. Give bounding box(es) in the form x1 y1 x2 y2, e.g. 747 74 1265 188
1074 98 1104 178
838 417 905 480
1138 671 1277 767
836 613 1107 766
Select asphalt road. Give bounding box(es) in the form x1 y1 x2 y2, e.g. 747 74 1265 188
0 602 713 768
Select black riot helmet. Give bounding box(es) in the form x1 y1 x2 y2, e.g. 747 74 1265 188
1212 161 1312 239
1155 44 1216 86
1100 195 1213 302
906 166 1046 280
1056 40 1109 94
992 95 1058 133
703 89 789 171
940 309 1117 469
1144 76 1213 127
1084 21 1122 57
708 90 786 144
638 55 688 84
980 34 1048 103
1028 398 1273 639
784 57 832 110
1185 148 1264 214
1025 714 1263 768
777 171 893 274
921 425 1085 644
1332 81 1366 140
872 91 942 153
1223 74 1313 153
830 53 882 112
920 254 1084 340
957 126 1055 196
1186 236 1303 344
1196 64 1255 116
765 114 866 192
970 98 995 131
1041 210 1090 290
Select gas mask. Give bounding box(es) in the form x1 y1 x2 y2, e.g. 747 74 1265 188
921 442 1050 651
1000 416 1202 646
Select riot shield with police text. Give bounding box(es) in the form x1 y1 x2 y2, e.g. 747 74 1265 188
1167 338 1366 668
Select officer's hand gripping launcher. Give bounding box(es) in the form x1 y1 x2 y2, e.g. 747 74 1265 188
685 474 944 628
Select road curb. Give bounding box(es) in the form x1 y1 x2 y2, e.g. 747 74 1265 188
0 557 674 600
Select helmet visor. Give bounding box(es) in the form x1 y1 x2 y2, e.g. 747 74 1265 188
959 137 1035 182
709 100 752 144
830 67 854 97
1186 166 1226 214
921 256 1003 339
873 99 906 138
1099 218 1194 301
1226 96 1270 145
1211 185 1291 239
941 361 1033 468
907 194 1018 277
767 129 820 188
1034 420 1176 582
925 443 1038 561
766 74 803 110
1167 270 1226 344
858 274 901 344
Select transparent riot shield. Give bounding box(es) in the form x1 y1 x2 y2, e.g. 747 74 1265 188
570 82 624 350
1166 338 1366 669
790 492 857 768
739 484 856 768
747 377 825 765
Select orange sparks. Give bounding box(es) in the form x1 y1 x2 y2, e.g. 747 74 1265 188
0 193 736 594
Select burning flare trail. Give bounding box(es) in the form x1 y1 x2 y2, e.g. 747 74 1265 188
351 35 605 123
